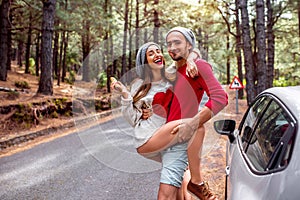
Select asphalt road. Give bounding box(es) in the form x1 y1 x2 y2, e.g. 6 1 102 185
0 117 162 200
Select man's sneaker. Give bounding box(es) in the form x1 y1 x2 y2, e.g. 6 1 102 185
187 181 218 200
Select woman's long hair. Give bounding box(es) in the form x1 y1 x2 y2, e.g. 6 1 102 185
133 55 165 104
133 82 152 104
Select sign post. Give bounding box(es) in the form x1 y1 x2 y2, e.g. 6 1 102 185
229 76 244 114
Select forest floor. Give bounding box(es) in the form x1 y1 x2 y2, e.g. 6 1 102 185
0 63 112 155
0 64 73 136
0 63 248 199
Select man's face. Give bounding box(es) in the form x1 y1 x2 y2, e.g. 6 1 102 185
166 31 192 61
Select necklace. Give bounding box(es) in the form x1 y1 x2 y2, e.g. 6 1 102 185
152 79 163 85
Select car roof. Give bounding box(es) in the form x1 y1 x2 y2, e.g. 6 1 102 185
261 86 300 122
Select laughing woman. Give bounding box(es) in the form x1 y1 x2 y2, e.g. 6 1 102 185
111 42 197 161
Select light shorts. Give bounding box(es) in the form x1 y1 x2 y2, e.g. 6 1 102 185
160 142 188 188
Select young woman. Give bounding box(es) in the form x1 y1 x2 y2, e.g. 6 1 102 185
111 42 198 161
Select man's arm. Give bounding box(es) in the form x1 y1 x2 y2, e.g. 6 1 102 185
170 107 212 142
171 60 228 142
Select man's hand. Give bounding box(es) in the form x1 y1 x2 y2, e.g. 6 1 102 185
171 121 197 143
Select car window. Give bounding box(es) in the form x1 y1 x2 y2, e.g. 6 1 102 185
239 96 270 146
240 96 295 173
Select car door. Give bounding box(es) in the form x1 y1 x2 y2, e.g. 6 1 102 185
228 94 296 200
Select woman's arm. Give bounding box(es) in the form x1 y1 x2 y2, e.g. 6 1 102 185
120 95 143 127
113 79 144 127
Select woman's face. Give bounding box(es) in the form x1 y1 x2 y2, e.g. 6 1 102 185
146 45 164 71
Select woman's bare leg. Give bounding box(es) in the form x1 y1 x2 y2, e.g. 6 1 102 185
137 119 184 155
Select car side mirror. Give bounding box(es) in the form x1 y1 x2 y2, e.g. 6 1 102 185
214 120 236 143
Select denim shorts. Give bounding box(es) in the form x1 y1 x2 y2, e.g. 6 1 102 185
160 142 188 188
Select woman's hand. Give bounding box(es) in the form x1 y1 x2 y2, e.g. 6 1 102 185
141 108 152 120
110 77 129 98
186 61 199 78
186 49 200 78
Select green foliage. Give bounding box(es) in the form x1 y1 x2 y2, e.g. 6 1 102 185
273 76 300 87
53 98 67 111
9 0 300 91
28 58 36 75
273 77 289 87
97 72 107 88
65 70 76 84
29 58 35 68
15 81 30 89
50 111 59 118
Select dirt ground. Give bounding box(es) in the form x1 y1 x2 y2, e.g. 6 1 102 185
0 63 73 137
0 63 110 140
0 64 248 199
0 63 75 105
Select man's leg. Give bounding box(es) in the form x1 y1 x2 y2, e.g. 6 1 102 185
158 172 192 200
179 168 193 200
159 142 188 200
158 183 178 200
187 126 205 184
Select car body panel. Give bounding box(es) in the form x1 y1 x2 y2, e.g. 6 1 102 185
264 86 300 122
222 86 300 200
228 136 300 200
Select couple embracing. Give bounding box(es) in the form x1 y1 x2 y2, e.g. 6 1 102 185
111 27 228 200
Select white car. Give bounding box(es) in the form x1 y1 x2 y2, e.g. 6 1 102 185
214 86 300 200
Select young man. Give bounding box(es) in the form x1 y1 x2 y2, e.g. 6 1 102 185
157 27 228 200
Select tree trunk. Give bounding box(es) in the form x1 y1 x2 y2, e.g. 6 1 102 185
197 28 208 61
252 19 257 85
110 33 117 76
7 4 12 71
61 32 68 83
240 0 256 104
226 33 230 84
58 29 65 86
143 1 148 43
121 0 129 76
266 0 275 88
53 19 59 78
17 40 24 67
153 0 160 43
0 0 10 81
81 20 91 82
298 0 300 43
104 0 111 92
256 0 267 94
235 0 244 99
61 0 68 83
135 0 140 55
25 11 32 74
35 33 40 76
128 0 133 70
37 0 56 95
57 32 63 86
